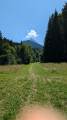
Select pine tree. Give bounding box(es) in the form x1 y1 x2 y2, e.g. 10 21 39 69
43 14 54 62
62 3 67 61
52 10 63 62
43 10 63 62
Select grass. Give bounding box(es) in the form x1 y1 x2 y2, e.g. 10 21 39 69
0 63 67 120
33 63 67 111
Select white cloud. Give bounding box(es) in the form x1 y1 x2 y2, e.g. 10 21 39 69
26 30 39 38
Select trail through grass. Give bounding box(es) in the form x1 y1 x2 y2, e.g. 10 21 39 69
0 63 67 120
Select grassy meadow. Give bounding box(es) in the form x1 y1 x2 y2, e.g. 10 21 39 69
0 63 67 120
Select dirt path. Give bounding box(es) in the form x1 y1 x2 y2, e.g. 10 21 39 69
29 64 37 80
25 64 38 104
29 64 38 91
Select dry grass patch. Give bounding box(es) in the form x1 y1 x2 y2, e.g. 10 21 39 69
0 65 24 74
41 63 67 72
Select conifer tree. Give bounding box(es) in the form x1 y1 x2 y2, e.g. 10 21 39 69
43 14 54 62
62 3 67 61
43 10 63 62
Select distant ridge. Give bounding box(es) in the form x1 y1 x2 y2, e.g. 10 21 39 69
23 39 43 50
29 38 36 43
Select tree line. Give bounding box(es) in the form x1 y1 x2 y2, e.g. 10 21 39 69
0 32 41 65
0 3 67 64
42 3 67 62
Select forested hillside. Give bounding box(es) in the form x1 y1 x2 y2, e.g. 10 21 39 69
0 33 41 65
42 3 67 62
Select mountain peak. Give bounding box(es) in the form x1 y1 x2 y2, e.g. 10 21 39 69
23 40 43 50
30 38 36 43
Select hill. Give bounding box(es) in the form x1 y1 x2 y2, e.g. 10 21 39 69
22 39 43 50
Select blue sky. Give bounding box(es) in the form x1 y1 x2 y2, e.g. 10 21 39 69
0 0 67 45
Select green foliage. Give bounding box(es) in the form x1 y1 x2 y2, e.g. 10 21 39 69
19 43 31 64
42 3 67 63
62 3 67 61
16 58 22 64
0 31 40 65
0 42 16 65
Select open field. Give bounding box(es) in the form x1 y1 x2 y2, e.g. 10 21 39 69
0 63 67 120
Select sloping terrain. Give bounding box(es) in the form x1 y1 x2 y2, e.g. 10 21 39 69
23 40 43 49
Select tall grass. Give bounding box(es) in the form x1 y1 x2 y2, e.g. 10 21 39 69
0 63 67 120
